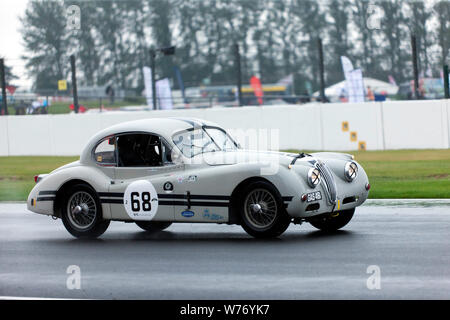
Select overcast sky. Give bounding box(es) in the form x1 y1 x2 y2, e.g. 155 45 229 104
0 0 31 88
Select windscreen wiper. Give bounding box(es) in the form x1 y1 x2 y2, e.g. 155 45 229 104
288 152 311 169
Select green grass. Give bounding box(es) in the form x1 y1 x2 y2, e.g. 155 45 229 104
0 156 78 201
0 149 449 201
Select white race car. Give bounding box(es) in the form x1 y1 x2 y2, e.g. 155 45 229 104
28 118 370 238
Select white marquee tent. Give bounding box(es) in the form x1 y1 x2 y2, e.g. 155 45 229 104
313 77 399 100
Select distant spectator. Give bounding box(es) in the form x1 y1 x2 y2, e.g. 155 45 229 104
105 85 115 104
69 103 87 113
367 86 375 101
317 95 330 103
14 100 27 115
298 92 311 104
339 93 348 103
374 92 387 102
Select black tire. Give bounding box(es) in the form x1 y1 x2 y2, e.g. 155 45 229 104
61 184 110 238
239 181 291 238
308 208 355 232
135 221 172 232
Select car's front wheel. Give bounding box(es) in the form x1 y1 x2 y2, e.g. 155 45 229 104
308 208 355 232
135 221 172 232
61 184 110 238
239 181 291 238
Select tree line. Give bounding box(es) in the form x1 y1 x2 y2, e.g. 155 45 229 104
19 0 450 95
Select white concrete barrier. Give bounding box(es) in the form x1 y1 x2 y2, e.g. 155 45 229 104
0 100 449 156
0 116 9 156
320 102 384 151
381 100 449 150
447 99 450 147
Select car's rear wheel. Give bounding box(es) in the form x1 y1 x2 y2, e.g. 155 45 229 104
61 184 110 238
135 221 172 232
239 181 291 238
308 208 355 232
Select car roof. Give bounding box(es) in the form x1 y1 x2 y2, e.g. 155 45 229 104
80 117 221 164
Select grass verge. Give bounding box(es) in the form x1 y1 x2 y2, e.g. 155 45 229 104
0 156 78 201
0 149 449 201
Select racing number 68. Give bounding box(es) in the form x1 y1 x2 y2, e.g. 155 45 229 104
130 191 152 212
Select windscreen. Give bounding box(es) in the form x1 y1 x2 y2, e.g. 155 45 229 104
172 126 238 158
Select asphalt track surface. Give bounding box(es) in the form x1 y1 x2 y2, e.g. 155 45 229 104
1 200 450 299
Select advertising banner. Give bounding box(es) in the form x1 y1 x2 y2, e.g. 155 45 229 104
156 78 173 110
143 66 153 107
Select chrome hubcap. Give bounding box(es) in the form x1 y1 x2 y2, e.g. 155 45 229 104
244 189 277 229
67 191 96 230
251 203 262 213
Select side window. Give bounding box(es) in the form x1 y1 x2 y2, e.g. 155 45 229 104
117 133 163 167
93 136 116 166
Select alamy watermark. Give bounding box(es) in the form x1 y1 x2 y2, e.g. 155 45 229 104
366 265 381 290
179 128 281 176
366 5 383 30
66 265 81 290
66 5 81 31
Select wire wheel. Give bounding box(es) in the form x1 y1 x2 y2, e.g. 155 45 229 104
66 191 97 230
244 188 278 229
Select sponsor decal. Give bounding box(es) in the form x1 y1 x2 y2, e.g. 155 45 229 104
123 180 158 221
181 210 195 218
203 209 224 221
163 181 174 192
177 176 183 183
187 175 198 182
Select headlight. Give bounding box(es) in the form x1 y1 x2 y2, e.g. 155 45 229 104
344 161 358 182
307 168 321 188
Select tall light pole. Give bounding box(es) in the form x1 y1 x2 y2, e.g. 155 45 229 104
234 43 243 106
317 38 326 103
444 65 449 99
0 58 8 115
150 49 157 111
70 55 79 113
149 46 175 110
411 35 420 99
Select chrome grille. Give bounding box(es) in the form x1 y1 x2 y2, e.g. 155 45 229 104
316 161 337 204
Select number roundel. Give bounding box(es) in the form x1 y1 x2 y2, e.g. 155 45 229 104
123 180 158 221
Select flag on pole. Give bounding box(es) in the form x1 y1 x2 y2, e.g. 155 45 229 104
340 56 354 75
277 74 294 95
347 69 365 103
156 78 173 110
388 75 397 86
143 66 153 107
340 56 364 103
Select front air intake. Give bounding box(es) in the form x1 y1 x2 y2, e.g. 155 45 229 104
316 161 337 205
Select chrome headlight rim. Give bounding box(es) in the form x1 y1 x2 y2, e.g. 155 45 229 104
344 161 358 182
307 167 321 188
